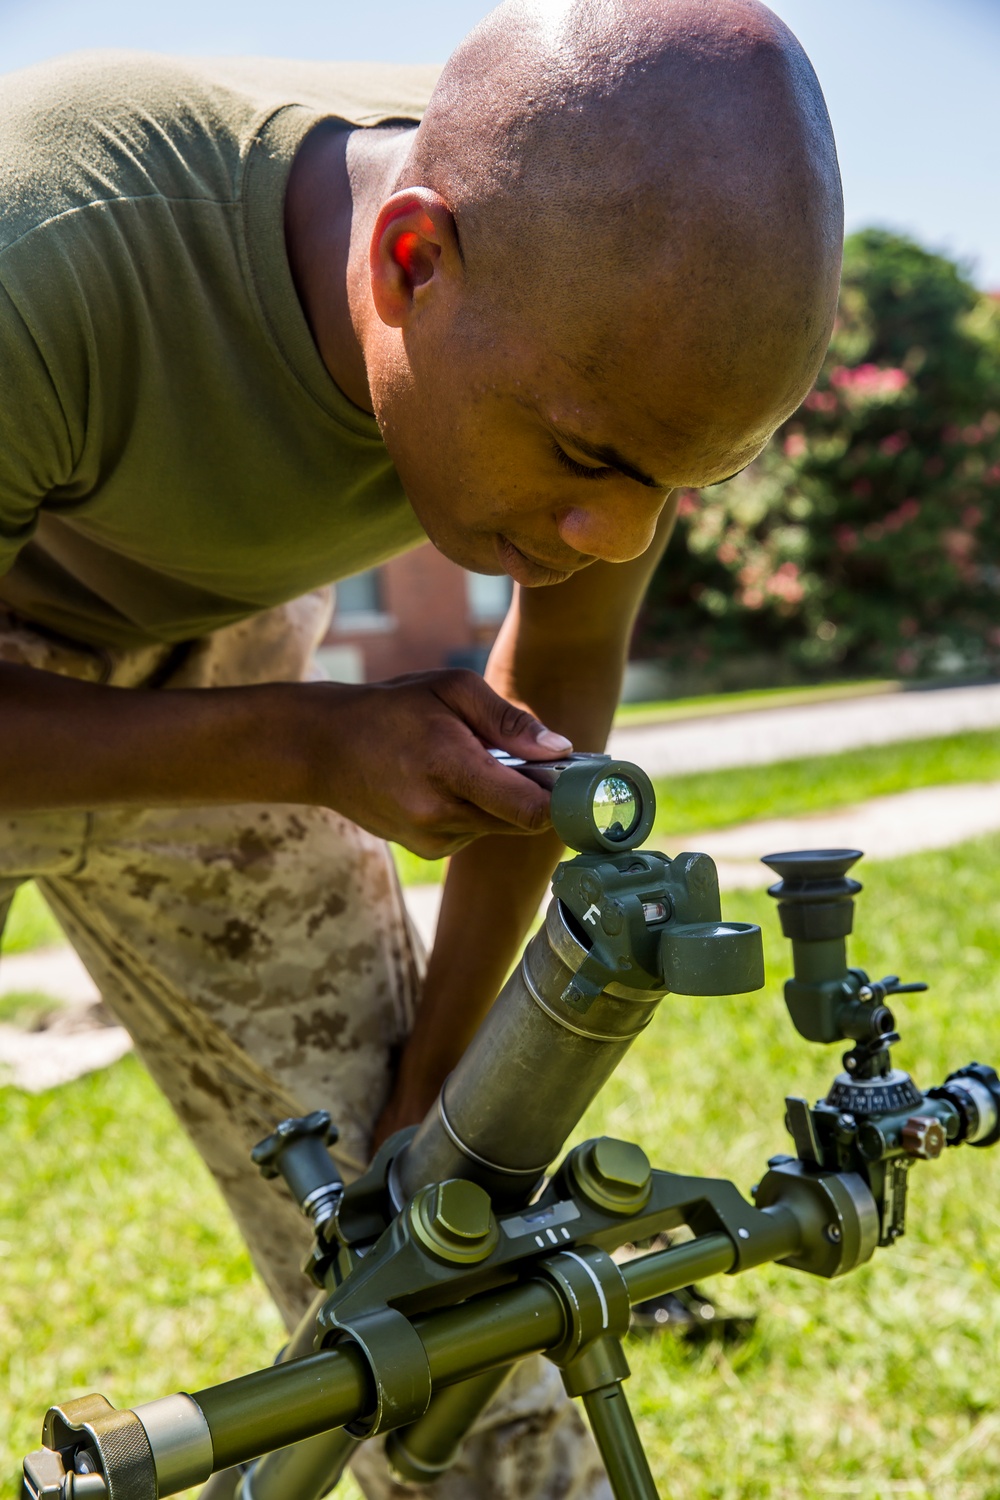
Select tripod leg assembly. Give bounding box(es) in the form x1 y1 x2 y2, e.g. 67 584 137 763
20 758 1000 1500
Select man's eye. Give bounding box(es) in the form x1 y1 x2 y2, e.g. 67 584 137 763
551 442 615 481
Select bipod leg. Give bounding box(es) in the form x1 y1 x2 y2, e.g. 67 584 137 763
562 1337 659 1500
236 1426 359 1500
236 1294 360 1500
581 1382 658 1500
385 1365 514 1483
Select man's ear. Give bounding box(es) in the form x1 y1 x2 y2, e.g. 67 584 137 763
369 188 462 329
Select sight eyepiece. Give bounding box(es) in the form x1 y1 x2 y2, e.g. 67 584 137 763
491 750 656 854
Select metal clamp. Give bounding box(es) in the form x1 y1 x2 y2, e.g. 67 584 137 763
332 1308 433 1438
537 1246 631 1366
42 1395 156 1500
753 1160 879 1278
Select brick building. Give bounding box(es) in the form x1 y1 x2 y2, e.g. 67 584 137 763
318 543 513 683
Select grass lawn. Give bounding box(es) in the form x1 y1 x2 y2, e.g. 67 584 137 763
390 727 1000 888
2 834 999 1499
1 885 63 954
613 677 895 727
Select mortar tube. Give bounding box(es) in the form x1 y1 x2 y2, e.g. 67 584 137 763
394 899 666 1208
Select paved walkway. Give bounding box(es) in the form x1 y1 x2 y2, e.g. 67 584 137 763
608 681 1000 776
6 778 997 1092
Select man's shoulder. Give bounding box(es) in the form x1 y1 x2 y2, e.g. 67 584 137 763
0 50 440 257
205 56 441 126
0 52 242 256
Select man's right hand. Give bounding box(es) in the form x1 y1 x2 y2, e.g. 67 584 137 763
293 668 572 856
0 661 571 858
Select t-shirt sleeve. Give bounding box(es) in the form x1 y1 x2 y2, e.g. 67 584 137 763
0 278 75 577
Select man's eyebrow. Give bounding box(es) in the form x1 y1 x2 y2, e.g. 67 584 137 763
553 429 665 489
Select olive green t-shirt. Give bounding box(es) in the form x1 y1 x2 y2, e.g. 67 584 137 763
0 51 439 648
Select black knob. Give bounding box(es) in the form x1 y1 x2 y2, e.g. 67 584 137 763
252 1112 343 1215
932 1064 1000 1148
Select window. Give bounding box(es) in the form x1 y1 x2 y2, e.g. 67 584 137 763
335 569 383 616
466 571 513 623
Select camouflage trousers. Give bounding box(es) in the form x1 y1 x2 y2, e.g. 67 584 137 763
0 596 610 1500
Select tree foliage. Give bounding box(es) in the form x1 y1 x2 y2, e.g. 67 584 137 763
638 230 1000 682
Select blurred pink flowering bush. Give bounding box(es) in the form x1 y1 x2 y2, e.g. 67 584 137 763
638 230 1000 682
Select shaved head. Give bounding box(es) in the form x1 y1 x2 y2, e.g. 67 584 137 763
399 0 841 416
339 0 843 581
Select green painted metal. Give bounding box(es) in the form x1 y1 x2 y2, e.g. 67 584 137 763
385 1369 512 1484
582 1386 659 1500
194 1352 371 1472
235 1428 358 1500
619 1234 736 1304
21 764 1000 1500
549 758 657 855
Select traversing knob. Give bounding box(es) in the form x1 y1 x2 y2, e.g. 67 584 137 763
901 1116 946 1160
251 1112 343 1227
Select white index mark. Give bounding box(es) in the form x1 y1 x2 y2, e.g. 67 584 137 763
562 1251 610 1328
583 904 601 926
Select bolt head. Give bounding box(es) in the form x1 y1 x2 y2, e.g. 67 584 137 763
411 1179 499 1265
591 1138 651 1193
569 1137 652 1216
431 1180 494 1242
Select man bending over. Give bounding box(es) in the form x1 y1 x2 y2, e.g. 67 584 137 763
0 1 842 1493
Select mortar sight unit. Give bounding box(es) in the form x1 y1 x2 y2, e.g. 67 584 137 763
756 848 1000 1256
22 755 1000 1500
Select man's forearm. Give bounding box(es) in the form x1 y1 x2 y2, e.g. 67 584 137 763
0 660 566 855
0 662 313 812
391 826 565 1109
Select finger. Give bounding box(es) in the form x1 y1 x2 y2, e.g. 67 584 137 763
443 746 553 833
434 670 572 761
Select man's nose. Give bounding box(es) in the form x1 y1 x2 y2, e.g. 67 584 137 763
556 492 667 564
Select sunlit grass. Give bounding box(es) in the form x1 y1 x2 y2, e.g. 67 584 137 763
0 991 64 1028
645 726 1000 837
2 836 999 1497
614 676 894 726
0 884 63 954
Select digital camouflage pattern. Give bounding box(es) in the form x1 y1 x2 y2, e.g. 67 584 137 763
0 597 610 1500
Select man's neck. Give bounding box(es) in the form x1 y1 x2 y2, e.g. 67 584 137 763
284 121 415 415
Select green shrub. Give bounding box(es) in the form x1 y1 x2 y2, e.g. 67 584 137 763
638 230 1000 681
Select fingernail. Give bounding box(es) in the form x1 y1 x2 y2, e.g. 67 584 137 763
536 728 573 753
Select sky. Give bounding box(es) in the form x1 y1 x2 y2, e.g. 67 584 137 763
1 0 998 286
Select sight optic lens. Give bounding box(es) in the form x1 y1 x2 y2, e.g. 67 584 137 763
592 774 640 843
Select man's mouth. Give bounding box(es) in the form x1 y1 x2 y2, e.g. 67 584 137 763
495 535 589 587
